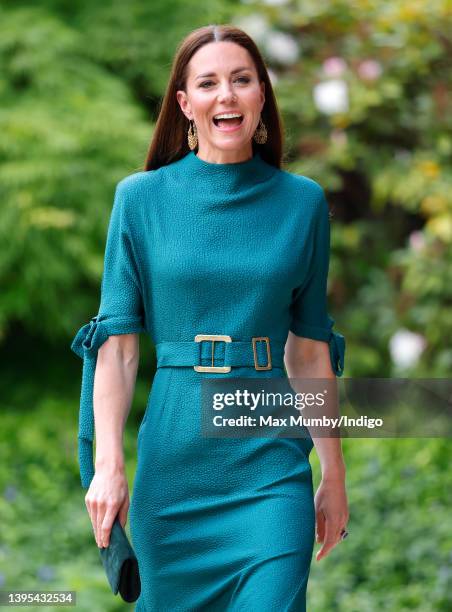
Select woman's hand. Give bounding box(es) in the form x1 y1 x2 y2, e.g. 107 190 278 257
314 474 349 561
84 465 130 548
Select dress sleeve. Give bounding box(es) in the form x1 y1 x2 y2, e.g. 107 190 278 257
70 180 146 488
289 187 346 377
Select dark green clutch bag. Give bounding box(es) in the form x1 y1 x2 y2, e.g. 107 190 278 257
98 517 141 603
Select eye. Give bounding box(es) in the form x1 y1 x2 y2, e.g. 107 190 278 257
199 76 251 88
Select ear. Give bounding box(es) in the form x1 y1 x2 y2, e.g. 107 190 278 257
176 90 192 120
260 81 265 111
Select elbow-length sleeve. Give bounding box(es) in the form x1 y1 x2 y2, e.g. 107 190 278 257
70 180 146 489
289 187 346 377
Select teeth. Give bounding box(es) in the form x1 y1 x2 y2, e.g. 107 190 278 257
213 113 243 120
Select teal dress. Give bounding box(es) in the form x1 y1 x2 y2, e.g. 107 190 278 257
71 148 345 611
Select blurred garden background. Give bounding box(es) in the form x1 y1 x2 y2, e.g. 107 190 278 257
1 0 451 610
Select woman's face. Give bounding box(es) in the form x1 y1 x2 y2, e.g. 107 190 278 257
177 41 265 162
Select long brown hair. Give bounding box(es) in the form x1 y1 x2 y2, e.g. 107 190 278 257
143 24 285 172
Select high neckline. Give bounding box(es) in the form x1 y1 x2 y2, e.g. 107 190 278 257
174 148 277 194
190 150 261 170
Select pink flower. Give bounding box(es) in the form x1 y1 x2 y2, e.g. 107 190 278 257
322 57 348 78
409 230 426 252
357 60 382 81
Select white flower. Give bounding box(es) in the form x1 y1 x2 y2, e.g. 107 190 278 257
234 14 269 42
264 31 299 64
313 79 349 114
389 329 427 369
322 57 348 78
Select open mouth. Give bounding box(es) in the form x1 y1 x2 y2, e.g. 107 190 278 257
212 114 244 128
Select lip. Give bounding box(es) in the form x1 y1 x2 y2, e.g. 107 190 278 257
212 114 244 133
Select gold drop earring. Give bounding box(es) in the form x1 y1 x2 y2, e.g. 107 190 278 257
187 120 198 150
253 116 268 144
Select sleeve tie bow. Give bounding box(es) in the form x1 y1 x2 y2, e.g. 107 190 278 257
70 313 145 489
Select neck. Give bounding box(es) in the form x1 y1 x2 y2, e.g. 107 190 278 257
195 145 254 165
174 148 277 196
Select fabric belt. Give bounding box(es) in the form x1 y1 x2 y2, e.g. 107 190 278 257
155 335 286 372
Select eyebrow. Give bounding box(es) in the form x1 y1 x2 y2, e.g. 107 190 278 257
195 66 252 79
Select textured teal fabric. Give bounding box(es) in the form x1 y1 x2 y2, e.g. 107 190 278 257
70 148 346 611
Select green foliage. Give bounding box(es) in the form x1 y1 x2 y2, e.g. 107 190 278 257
0 4 150 340
0 398 140 611
309 440 452 610
269 0 452 376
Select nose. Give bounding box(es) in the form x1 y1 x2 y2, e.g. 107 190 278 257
217 81 236 103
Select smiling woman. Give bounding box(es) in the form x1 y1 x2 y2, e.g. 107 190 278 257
174 41 266 163
72 22 348 612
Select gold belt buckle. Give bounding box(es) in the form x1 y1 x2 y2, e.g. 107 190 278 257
252 337 272 371
194 334 232 373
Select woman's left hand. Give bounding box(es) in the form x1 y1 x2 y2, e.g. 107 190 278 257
314 474 349 561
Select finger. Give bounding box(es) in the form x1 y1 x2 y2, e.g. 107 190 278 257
96 502 105 548
101 507 118 548
316 510 325 543
316 519 339 561
90 501 98 546
85 495 94 544
118 498 129 530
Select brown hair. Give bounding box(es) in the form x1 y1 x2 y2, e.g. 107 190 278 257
143 24 285 171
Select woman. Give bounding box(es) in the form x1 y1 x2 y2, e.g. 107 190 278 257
71 24 349 611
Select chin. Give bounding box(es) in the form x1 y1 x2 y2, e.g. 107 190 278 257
212 138 250 150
